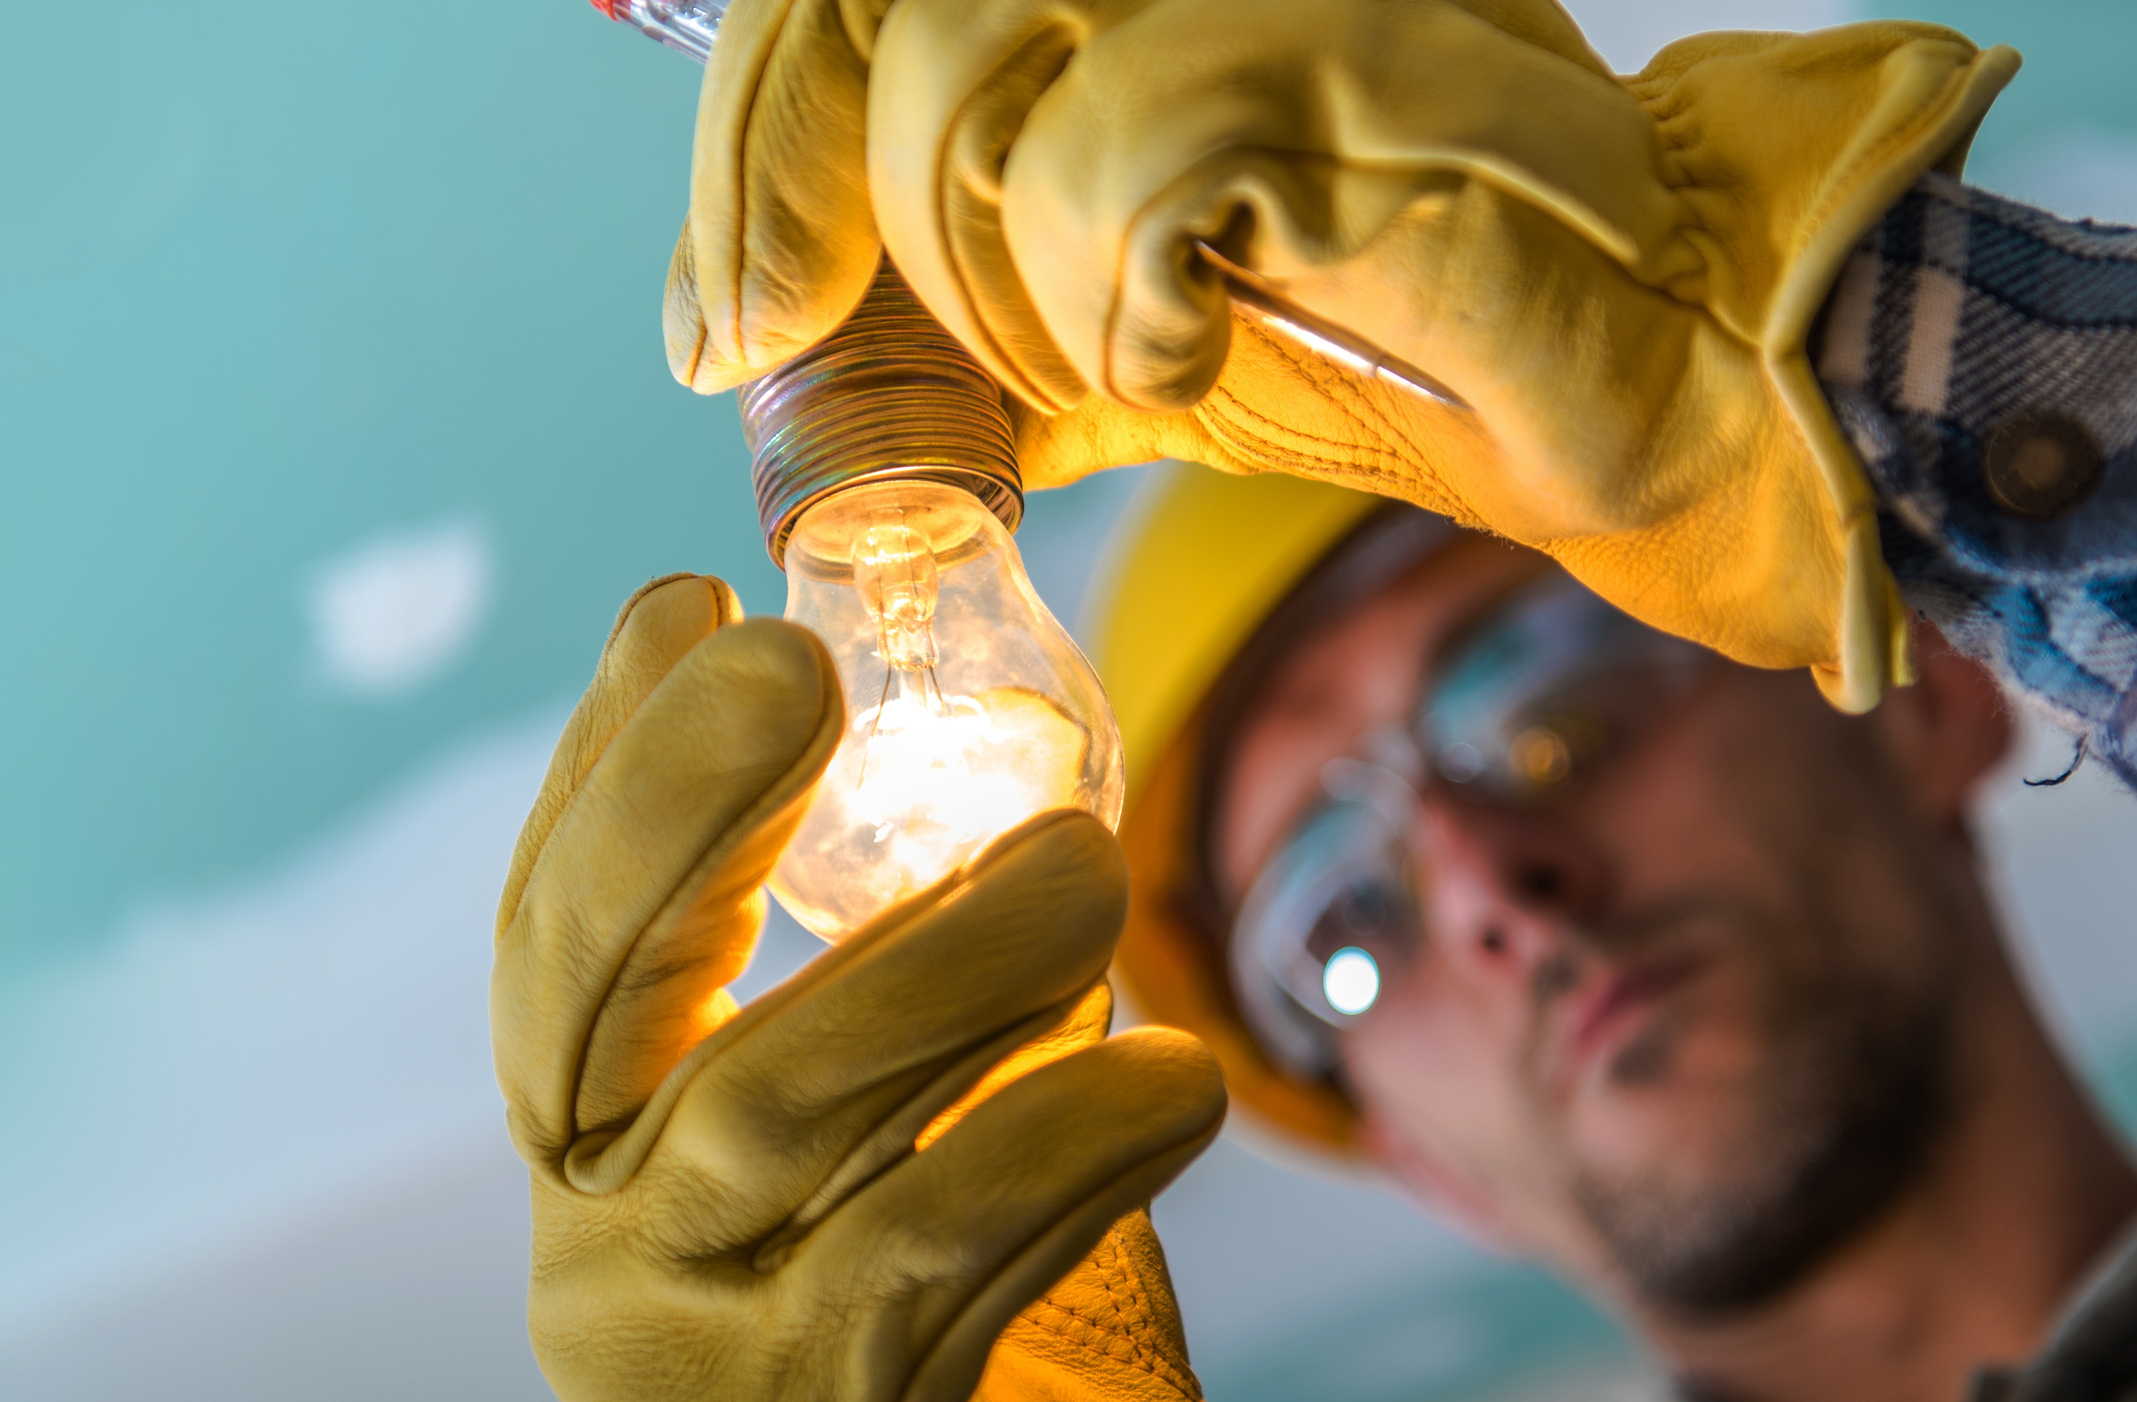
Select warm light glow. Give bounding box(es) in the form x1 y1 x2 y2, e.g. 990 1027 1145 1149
841 680 1086 905
769 481 1123 940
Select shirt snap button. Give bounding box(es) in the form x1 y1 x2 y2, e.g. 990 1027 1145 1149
1984 409 2104 519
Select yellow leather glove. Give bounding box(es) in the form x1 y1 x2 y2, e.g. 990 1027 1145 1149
490 573 1226 1402
663 0 887 392
855 4 2019 710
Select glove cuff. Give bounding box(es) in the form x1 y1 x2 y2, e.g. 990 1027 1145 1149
1628 23 2021 709
975 1209 1203 1402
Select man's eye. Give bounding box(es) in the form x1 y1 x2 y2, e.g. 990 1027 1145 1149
1306 878 1415 962
1338 881 1391 934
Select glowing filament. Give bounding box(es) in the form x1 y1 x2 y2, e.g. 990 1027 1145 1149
853 510 940 672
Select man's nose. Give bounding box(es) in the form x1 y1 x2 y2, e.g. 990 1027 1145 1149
1417 789 1611 973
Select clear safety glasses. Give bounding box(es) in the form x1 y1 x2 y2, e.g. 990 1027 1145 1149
1229 574 1712 1079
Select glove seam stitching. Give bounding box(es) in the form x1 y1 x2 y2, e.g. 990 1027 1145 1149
1094 1232 1200 1399
1016 1299 1196 1395
1201 350 1464 513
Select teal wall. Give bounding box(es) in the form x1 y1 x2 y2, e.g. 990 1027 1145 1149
1873 1 2137 155
1 0 780 965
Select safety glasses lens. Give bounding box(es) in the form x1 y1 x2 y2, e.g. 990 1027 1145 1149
1421 578 1705 800
1229 775 1422 1076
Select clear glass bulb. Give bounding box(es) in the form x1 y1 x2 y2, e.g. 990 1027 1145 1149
770 479 1125 940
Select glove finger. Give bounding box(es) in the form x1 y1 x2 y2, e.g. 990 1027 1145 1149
597 811 1128 1233
990 0 1658 414
521 988 1117 1402
868 0 1093 413
666 0 885 393
996 1 1392 414
499 574 739 929
495 614 842 1169
495 573 742 1163
818 1026 1226 1402
751 980 1116 1270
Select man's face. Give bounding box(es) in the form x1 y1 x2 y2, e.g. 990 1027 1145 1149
1218 537 1998 1317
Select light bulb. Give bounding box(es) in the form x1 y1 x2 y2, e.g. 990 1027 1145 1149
767 480 1122 938
731 254 1126 942
594 0 1468 940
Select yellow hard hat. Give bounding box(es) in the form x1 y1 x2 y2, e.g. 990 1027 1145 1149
1087 463 1401 1158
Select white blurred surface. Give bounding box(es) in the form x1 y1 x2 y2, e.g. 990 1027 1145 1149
1 1136 547 1402
309 520 497 700
0 708 560 1350
1980 724 2137 1069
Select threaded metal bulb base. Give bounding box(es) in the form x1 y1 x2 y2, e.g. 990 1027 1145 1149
739 260 1023 567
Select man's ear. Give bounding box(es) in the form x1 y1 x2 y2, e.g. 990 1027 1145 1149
1361 1111 1522 1255
1871 621 2011 823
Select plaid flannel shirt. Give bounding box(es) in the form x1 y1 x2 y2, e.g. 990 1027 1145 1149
1815 172 2137 787
1809 180 2137 1402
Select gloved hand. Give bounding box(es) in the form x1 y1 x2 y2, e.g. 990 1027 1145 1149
664 0 2018 710
490 573 1226 1402
663 0 888 392
859 1 2019 711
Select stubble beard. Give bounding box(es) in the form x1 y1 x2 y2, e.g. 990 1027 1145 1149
1565 911 1958 1318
